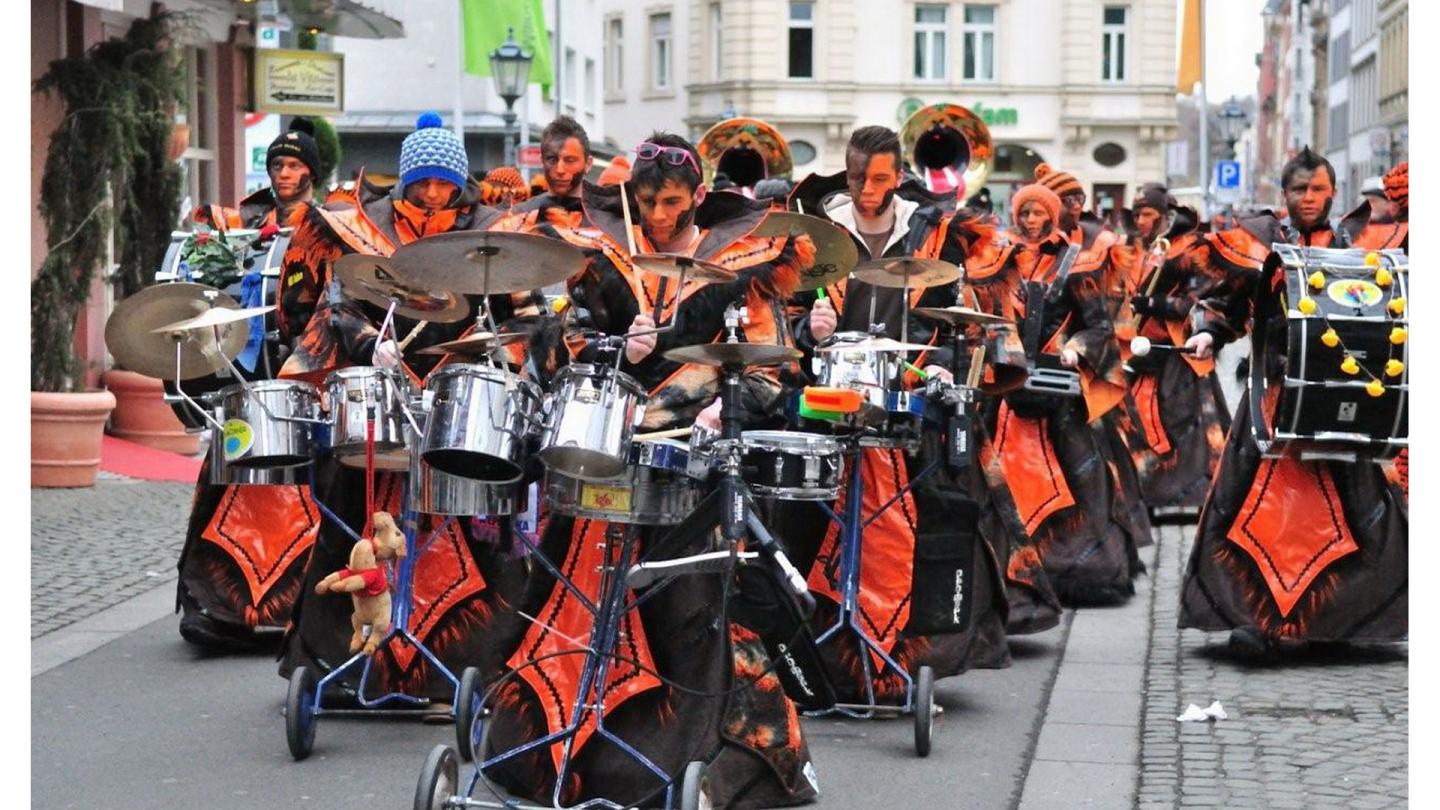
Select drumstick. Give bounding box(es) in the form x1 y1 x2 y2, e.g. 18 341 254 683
966 345 987 389
619 181 639 257
397 320 429 351
634 426 693 441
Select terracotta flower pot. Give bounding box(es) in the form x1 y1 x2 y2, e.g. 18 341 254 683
103 368 201 455
31 389 117 488
168 122 191 162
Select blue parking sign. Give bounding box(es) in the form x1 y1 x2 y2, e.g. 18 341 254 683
1216 160 1241 189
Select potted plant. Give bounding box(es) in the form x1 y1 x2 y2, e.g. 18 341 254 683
32 12 185 485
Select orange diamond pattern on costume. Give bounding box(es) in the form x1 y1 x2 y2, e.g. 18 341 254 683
202 484 320 607
1226 456 1360 618
385 517 486 673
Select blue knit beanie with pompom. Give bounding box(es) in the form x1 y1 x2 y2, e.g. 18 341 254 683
399 112 469 191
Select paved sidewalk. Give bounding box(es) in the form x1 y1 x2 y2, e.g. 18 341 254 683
31 472 192 638
1138 524 1408 809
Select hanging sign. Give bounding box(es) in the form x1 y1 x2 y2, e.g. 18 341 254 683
254 48 344 116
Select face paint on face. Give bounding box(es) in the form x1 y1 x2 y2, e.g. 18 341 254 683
269 156 313 203
846 151 901 218
1016 201 1055 241
1135 207 1162 241
1284 166 1334 229
542 136 592 198
405 178 461 212
635 178 701 248
1059 192 1086 230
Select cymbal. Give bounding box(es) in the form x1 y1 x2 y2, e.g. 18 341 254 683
664 343 801 368
389 231 587 294
852 257 961 289
334 254 470 323
630 253 737 283
105 283 248 380
815 337 934 354
414 331 529 356
152 305 275 333
752 212 859 289
912 306 1013 328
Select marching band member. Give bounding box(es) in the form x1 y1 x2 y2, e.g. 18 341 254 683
486 132 821 809
783 125 1012 704
276 113 531 705
1178 148 1407 657
174 119 326 649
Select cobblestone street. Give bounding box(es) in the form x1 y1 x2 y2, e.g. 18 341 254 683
1139 524 1408 809
30 473 191 638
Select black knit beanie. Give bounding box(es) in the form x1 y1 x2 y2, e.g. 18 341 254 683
267 117 323 181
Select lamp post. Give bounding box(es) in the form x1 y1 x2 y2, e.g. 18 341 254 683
1218 96 1249 160
489 28 533 168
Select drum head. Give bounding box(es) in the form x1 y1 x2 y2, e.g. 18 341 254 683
422 448 524 483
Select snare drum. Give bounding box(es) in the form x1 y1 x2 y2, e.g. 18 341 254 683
213 380 321 469
325 367 411 470
812 332 903 413
422 364 542 481
539 364 647 480
1250 245 1409 458
544 439 699 525
740 431 843 500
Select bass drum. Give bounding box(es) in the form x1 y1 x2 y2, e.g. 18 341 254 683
1249 244 1408 460
159 228 294 428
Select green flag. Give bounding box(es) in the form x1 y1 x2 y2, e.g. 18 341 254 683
461 0 553 91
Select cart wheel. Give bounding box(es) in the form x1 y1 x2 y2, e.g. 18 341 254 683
414 744 460 810
455 666 483 762
285 665 318 761
680 760 711 810
913 665 935 758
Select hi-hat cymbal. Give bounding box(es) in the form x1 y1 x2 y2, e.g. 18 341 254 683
333 253 470 323
389 231 587 294
414 331 529 356
152 305 275 333
752 212 859 290
630 253 738 283
852 257 961 288
664 343 801 368
105 283 248 380
815 337 934 354
912 306 1013 328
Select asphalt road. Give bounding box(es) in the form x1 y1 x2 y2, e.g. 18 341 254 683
32 609 1065 810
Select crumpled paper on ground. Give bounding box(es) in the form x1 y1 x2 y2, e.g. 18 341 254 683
1175 700 1228 722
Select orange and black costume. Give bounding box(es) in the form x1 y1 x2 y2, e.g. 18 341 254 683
1177 212 1407 643
480 186 821 810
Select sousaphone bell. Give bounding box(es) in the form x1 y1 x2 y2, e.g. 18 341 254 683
697 117 793 191
899 103 993 200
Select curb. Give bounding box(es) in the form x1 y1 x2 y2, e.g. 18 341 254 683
31 578 177 677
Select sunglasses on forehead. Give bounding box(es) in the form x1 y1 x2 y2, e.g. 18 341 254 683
634 142 702 177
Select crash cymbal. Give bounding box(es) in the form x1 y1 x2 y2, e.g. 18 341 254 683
333 253 470 323
389 231 587 294
414 331 529 356
105 282 248 380
814 337 934 354
630 253 737 283
664 343 801 368
851 257 961 289
152 305 275 333
912 306 1013 328
752 212 859 289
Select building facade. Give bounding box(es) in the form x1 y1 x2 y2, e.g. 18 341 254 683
1376 0 1407 165
602 0 1178 218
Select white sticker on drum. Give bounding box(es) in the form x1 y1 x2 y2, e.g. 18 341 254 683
222 419 256 461
1338 402 1358 423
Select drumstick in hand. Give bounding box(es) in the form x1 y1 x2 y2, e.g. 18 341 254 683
966 345 987 389
397 321 429 351
634 426 693 441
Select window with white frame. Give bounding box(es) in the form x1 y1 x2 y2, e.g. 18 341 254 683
651 12 672 91
584 57 596 114
788 2 814 79
564 47 577 115
1102 6 1127 82
914 5 948 81
963 5 996 82
606 17 623 93
710 3 723 80
179 46 217 211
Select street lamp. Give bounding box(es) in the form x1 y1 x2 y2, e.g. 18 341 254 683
1218 97 1249 160
489 27 534 168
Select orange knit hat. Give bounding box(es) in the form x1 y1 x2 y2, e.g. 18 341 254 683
1383 162 1408 211
1010 183 1062 229
1034 163 1083 198
598 155 632 187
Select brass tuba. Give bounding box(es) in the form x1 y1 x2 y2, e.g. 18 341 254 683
899 103 992 198
697 118 794 190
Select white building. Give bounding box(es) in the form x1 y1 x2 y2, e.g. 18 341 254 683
602 0 1177 217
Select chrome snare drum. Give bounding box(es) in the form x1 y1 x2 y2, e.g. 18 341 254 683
543 439 699 525
539 364 647 481
213 380 321 469
812 332 902 413
740 431 843 500
422 364 542 482
325 366 411 470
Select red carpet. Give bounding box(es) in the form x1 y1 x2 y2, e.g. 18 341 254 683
100 435 202 483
